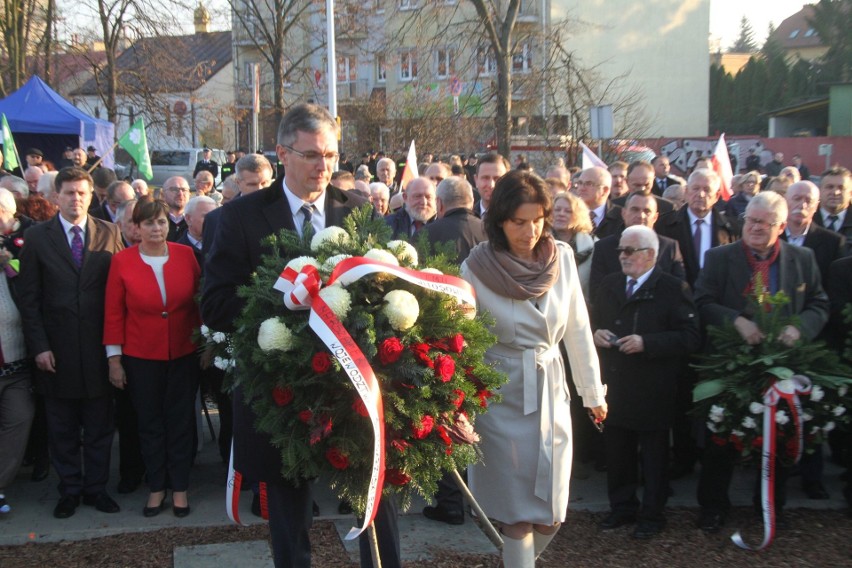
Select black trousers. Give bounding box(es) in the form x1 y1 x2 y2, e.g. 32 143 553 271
44 393 114 497
114 385 144 483
604 424 669 522
430 469 464 515
124 353 198 493
265 480 401 568
200 364 233 464
24 392 49 468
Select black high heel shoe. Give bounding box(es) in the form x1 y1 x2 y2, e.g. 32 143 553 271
173 504 191 518
143 492 167 518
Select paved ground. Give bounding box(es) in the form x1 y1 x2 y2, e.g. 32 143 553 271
1 411 847 566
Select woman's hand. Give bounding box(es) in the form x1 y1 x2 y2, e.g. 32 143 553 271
589 403 607 422
108 357 127 390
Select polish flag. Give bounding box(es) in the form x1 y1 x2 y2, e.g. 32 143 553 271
580 141 607 170
399 140 418 190
710 134 734 201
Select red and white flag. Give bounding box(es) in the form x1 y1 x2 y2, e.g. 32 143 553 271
580 141 607 170
399 140 418 190
710 134 734 201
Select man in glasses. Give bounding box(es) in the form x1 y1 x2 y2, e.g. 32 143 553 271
385 177 437 239
162 176 191 241
577 166 621 239
693 191 829 533
202 104 398 568
591 225 700 540
612 160 675 216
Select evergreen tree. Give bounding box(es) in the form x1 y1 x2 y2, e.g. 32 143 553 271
808 0 852 83
730 16 758 53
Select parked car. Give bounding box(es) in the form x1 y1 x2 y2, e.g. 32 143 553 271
149 148 226 187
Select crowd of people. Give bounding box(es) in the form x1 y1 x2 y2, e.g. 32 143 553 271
0 110 851 568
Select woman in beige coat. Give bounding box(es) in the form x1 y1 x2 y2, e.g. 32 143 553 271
462 171 607 567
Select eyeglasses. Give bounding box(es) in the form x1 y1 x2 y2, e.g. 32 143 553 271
742 215 781 229
428 176 444 183
284 145 339 163
167 187 190 193
615 246 650 256
579 180 602 188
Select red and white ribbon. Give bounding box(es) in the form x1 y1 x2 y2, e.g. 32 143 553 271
272 256 475 540
226 438 268 525
732 374 811 550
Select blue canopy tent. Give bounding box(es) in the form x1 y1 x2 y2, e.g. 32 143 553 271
0 75 114 168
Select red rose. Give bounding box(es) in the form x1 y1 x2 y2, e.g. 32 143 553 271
385 468 411 486
378 337 404 365
13 238 23 248
785 438 798 457
352 398 370 417
326 447 349 470
298 410 313 424
272 386 294 406
410 343 434 368
434 355 455 382
436 425 452 453
412 415 434 439
447 334 465 353
752 436 763 449
711 435 727 447
391 439 411 453
312 352 332 373
729 434 744 453
477 389 493 408
451 389 465 409
310 414 334 445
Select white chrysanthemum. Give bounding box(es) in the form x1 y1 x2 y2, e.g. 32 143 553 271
213 357 234 371
420 267 443 275
824 421 835 432
386 240 418 266
731 429 745 438
257 318 295 352
212 331 227 344
742 416 757 429
364 248 400 266
833 405 846 417
709 405 725 423
839 385 848 397
749 402 765 414
200 324 211 338
383 289 419 331
810 385 825 402
802 412 814 422
322 254 352 274
285 256 321 273
318 285 352 319
310 226 351 251
775 410 790 425
810 425 821 435
706 421 720 433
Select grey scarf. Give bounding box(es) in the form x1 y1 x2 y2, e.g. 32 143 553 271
465 236 559 301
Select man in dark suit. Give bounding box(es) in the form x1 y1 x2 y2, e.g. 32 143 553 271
177 195 217 269
589 192 685 294
577 166 622 239
88 168 116 217
91 181 135 224
814 166 852 254
385 177 436 240
592 225 700 539
472 152 509 219
193 148 219 179
162 176 190 241
693 191 829 533
612 160 675 216
651 155 679 197
220 151 237 181
654 167 740 479
826 256 852 505
202 104 399 568
18 167 125 519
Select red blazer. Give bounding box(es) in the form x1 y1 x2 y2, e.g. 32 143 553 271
104 242 201 360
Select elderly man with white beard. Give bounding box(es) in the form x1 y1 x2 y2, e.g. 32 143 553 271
385 177 437 239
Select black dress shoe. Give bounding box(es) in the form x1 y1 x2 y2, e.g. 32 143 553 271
31 463 49 482
423 505 464 525
802 480 830 499
598 512 636 530
53 495 80 519
698 511 725 533
83 492 120 513
632 520 664 539
173 505 191 518
117 478 141 494
143 493 167 518
312 501 320 516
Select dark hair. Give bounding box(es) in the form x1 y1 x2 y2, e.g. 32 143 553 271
91 167 117 189
476 152 510 175
484 170 552 253
132 196 169 225
55 167 93 193
627 160 654 175
821 166 850 180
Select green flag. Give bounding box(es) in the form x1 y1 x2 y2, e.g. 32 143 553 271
1 114 20 172
117 118 153 180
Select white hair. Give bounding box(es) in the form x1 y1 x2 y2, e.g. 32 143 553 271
185 195 217 217
621 224 659 255
0 187 17 214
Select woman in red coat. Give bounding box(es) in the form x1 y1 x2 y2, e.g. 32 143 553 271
104 197 201 518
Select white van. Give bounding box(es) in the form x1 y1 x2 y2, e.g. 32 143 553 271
149 148 226 187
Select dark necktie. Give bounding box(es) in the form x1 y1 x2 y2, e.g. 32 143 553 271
693 218 703 265
70 226 84 268
658 178 666 190
590 210 597 227
626 278 637 298
828 214 839 232
300 204 314 236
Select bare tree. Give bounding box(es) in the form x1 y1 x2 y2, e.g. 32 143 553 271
0 0 46 95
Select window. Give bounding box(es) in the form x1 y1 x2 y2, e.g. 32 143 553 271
477 46 496 76
512 42 532 73
399 50 417 81
337 55 356 83
399 0 417 10
789 29 800 39
435 48 454 79
804 28 816 37
376 54 387 82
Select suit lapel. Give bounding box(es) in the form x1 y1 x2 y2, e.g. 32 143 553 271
46 216 79 272
324 185 350 228
261 185 296 235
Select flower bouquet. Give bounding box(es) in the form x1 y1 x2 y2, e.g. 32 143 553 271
225 206 505 527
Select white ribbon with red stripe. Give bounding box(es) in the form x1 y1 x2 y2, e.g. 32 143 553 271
732 374 811 550
273 255 475 540
226 439 268 524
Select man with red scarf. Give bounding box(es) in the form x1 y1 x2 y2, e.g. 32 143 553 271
693 190 829 533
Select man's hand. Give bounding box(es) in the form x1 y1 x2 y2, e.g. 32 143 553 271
778 324 801 347
589 403 608 422
108 357 126 389
593 329 616 348
35 351 56 373
734 316 765 345
617 334 645 355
